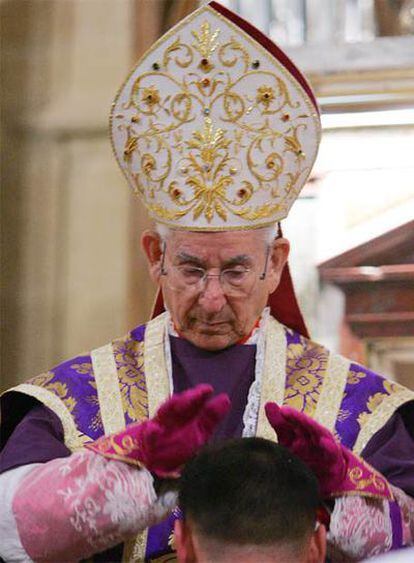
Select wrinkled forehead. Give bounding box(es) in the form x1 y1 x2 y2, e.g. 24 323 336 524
167 228 268 262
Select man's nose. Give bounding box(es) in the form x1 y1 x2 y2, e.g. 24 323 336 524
197 275 227 312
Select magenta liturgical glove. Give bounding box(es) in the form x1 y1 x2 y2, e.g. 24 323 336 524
87 384 230 478
265 403 393 500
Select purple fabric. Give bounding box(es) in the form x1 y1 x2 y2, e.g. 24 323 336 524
1 322 413 562
146 512 177 560
144 336 257 560
361 401 414 497
0 401 70 472
389 500 403 549
170 335 256 441
285 327 301 346
130 323 146 342
335 363 392 451
23 354 105 441
16 327 148 444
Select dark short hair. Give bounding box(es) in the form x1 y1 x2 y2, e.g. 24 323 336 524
179 437 320 546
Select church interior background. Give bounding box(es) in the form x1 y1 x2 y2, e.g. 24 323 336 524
1 0 414 392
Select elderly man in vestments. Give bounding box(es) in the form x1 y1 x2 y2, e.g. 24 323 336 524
1 2 413 562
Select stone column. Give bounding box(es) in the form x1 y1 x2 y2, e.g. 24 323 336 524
1 0 135 387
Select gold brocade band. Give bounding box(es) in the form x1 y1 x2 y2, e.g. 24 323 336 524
144 312 171 418
122 532 148 563
256 317 287 441
91 343 126 434
124 313 172 562
313 354 350 432
353 388 414 456
91 344 144 562
5 383 87 452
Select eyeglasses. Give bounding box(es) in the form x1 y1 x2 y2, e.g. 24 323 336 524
160 241 271 297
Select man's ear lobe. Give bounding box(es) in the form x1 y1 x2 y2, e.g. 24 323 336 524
174 519 185 560
308 523 327 563
174 519 197 563
141 230 163 282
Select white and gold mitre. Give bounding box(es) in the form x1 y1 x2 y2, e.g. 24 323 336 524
111 1 321 230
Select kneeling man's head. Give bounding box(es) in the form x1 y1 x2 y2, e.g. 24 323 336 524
175 437 326 563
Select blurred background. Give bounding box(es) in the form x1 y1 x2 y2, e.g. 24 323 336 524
1 0 414 391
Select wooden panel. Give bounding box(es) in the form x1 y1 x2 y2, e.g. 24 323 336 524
344 280 414 314
319 221 414 341
1 1 136 389
341 280 414 337
319 221 414 268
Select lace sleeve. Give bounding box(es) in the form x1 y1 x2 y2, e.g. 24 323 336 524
12 449 177 562
327 485 414 561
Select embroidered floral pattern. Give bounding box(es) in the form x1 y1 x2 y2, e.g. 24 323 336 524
86 394 104 433
27 371 77 414
357 379 401 428
111 9 320 230
70 362 93 375
12 449 175 560
113 337 148 424
284 340 327 415
328 496 393 560
27 371 55 387
348 370 367 385
256 85 276 109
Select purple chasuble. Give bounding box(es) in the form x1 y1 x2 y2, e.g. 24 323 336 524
1 331 414 562
145 336 257 559
170 335 256 441
0 399 70 473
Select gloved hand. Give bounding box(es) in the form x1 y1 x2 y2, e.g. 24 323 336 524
86 384 230 478
265 402 393 500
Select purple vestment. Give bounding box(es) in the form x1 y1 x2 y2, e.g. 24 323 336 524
1 324 413 561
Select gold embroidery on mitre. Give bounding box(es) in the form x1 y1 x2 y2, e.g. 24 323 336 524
111 5 320 230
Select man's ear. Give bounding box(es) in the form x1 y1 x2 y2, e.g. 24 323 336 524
307 523 327 563
141 230 164 283
267 237 290 293
174 518 197 563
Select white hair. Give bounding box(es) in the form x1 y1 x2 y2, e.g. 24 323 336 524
155 223 171 242
155 223 279 245
263 224 279 244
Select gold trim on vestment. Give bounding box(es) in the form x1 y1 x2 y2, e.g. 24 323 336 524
124 312 172 562
91 343 126 434
6 383 87 452
256 317 287 441
353 388 414 456
123 531 148 563
91 344 144 563
144 312 171 417
313 354 350 432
